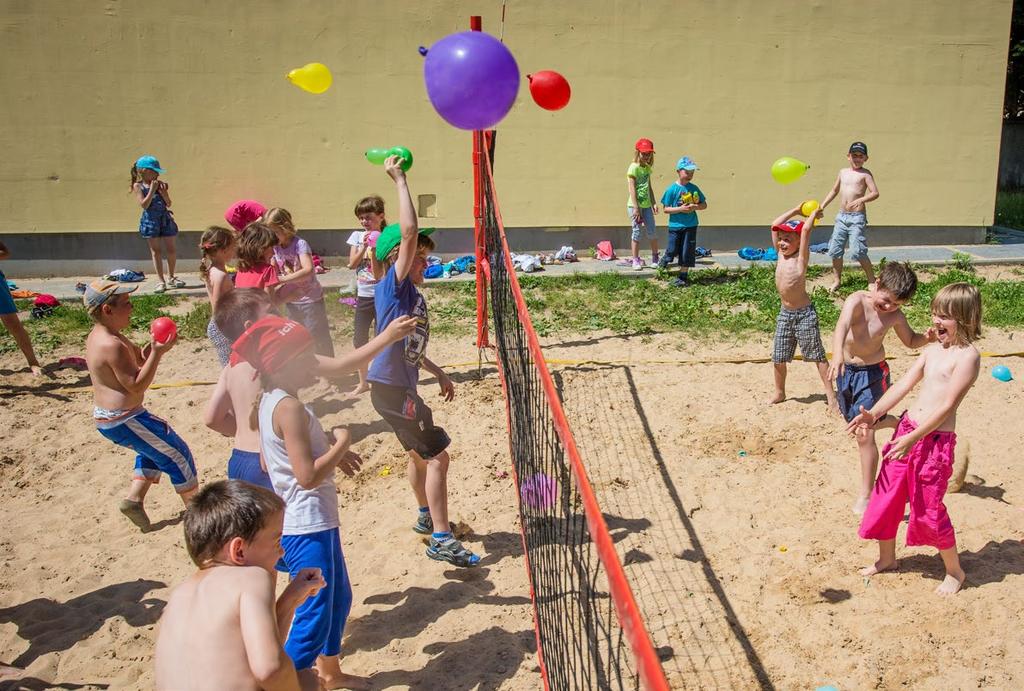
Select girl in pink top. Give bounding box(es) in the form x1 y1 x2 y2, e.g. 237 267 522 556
234 223 280 304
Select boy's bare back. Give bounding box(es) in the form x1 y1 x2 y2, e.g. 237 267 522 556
156 566 274 691
86 325 145 412
836 167 875 213
908 342 980 433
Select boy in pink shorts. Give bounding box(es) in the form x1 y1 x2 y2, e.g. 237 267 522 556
846 282 982 596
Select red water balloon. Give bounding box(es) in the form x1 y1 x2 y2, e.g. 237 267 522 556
151 317 177 344
527 70 571 111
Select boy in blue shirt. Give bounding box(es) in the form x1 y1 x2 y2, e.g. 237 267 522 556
367 156 480 568
658 156 707 287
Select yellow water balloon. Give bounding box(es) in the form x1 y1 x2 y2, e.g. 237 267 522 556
800 200 819 217
770 157 810 185
287 62 333 94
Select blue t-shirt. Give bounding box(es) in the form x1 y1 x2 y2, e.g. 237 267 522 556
367 265 429 389
660 183 706 229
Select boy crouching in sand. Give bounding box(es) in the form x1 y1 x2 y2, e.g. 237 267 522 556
828 261 935 513
156 480 325 690
768 205 837 411
848 283 981 595
84 279 197 530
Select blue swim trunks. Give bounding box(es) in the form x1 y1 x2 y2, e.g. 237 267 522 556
96 408 197 492
837 361 891 423
227 448 273 490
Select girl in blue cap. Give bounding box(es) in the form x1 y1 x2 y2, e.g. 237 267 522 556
130 155 183 293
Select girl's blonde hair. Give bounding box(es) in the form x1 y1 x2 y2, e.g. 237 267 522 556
634 150 655 164
198 226 236 282
236 222 277 272
261 207 296 240
931 282 982 344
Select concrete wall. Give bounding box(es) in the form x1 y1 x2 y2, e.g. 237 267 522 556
0 0 1012 257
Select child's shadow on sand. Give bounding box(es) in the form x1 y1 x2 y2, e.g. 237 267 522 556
0 579 166 667
898 539 1024 589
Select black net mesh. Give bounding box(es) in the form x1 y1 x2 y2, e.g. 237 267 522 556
479 145 663 691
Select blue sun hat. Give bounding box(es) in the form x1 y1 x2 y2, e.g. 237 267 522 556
135 155 165 174
676 156 699 171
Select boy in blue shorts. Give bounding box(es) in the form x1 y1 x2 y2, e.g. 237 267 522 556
827 261 934 513
0 241 43 376
658 156 707 287
368 156 481 568
84 279 197 531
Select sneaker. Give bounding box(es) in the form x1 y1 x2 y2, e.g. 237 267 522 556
153 282 167 294
426 536 480 567
413 513 457 535
169 276 186 288
652 251 660 265
632 257 643 271
672 276 690 288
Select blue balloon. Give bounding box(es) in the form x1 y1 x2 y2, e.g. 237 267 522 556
423 31 520 130
992 364 1013 382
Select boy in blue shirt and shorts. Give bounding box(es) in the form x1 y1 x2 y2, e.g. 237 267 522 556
658 156 707 287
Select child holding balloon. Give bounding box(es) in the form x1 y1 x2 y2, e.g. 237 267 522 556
130 155 183 294
658 156 707 287
83 279 197 532
820 142 879 292
199 226 237 367
262 208 334 357
627 138 659 270
346 195 387 397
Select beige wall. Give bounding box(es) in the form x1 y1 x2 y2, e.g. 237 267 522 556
0 0 1012 234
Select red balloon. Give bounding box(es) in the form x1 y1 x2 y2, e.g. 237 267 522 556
527 70 571 111
151 317 177 344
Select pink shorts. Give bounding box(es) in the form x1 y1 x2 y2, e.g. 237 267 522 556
858 415 957 550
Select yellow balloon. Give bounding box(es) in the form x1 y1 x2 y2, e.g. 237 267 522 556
800 200 819 217
770 157 809 185
287 62 333 94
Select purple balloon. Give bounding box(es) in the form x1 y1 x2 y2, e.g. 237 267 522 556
423 31 520 130
520 473 558 512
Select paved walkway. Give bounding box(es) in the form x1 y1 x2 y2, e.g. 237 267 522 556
7 230 1024 302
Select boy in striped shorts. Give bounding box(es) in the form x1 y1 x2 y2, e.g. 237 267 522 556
768 205 838 413
84 280 197 531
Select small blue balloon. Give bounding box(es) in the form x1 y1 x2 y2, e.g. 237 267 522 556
992 364 1013 382
815 687 839 691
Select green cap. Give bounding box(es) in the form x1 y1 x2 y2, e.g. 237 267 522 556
374 223 435 262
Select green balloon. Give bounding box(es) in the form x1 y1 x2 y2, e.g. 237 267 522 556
388 146 414 172
365 148 389 165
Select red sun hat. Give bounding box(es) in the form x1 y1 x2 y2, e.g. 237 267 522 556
771 219 805 234
634 138 655 153
229 316 314 373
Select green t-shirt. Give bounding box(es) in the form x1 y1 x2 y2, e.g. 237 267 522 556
626 163 653 208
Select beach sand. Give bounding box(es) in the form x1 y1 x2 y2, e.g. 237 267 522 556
1 320 1022 689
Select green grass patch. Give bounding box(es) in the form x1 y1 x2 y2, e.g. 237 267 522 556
5 259 1024 357
995 188 1024 230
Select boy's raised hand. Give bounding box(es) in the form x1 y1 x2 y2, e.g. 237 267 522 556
383 315 417 342
383 155 406 181
147 332 178 357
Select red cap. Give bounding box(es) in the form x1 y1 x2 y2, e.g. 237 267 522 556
225 200 267 232
229 316 313 373
634 138 655 153
771 219 805 234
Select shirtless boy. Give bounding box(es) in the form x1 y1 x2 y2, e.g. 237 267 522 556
820 141 880 291
848 282 981 595
828 262 935 513
84 280 197 530
768 205 837 411
204 289 415 488
156 479 325 690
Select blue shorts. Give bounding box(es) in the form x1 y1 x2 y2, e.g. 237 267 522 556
139 212 179 239
628 206 656 241
0 270 16 316
96 409 197 491
281 528 352 670
837 360 891 422
227 448 273 490
828 211 868 261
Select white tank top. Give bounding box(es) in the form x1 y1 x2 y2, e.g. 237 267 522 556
258 388 339 536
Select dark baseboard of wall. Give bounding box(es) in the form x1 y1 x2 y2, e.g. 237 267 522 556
0 225 987 278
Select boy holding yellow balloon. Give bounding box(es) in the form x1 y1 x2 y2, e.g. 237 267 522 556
820 142 880 292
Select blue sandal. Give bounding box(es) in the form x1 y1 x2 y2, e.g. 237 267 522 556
426 537 480 567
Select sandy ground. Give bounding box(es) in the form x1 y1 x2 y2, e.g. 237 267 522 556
1 318 1022 689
